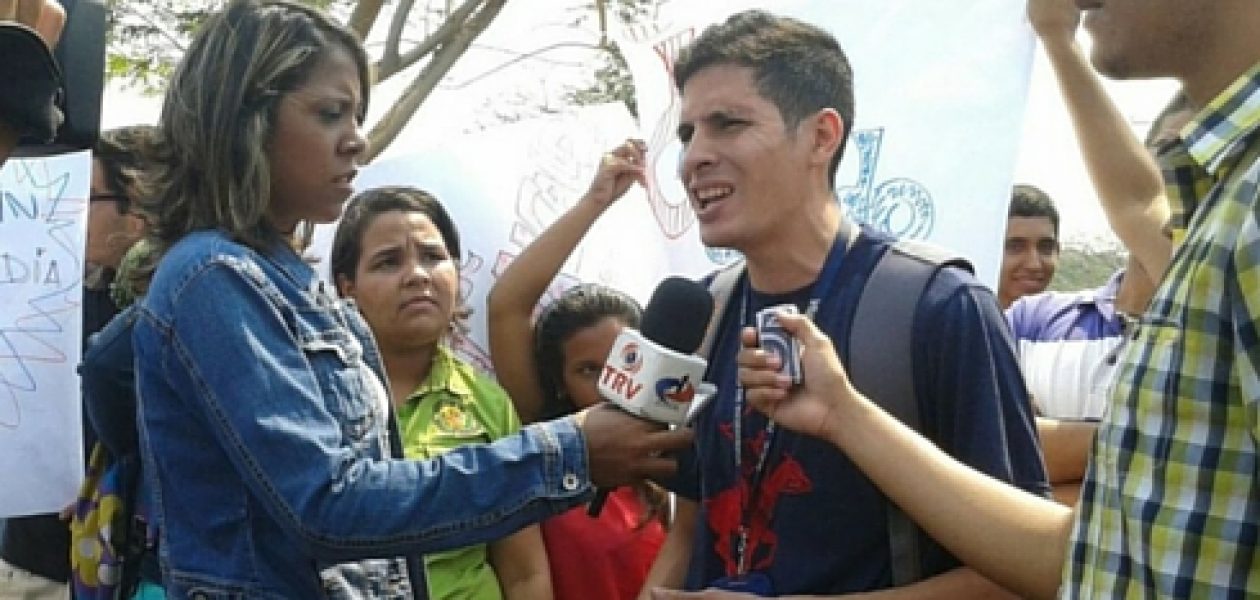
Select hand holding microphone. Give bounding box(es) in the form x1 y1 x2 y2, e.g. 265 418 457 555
587 276 715 516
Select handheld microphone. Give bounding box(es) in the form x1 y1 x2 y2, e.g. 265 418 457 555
588 276 715 517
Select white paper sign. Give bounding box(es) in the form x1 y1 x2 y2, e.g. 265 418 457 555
0 151 90 516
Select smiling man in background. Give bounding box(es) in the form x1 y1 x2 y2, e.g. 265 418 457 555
998 184 1060 309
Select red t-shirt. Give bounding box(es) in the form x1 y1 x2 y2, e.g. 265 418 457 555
542 487 666 600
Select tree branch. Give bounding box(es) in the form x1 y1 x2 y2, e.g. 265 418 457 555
441 41 602 91
382 0 416 72
374 0 485 83
366 0 507 160
347 0 386 40
117 3 189 53
595 0 607 46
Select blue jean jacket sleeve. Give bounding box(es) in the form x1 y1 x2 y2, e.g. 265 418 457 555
81 305 140 458
136 252 592 566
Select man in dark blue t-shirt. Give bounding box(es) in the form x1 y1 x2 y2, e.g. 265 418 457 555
644 10 1048 597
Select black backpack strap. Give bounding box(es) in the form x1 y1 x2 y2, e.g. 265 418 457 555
115 449 146 597
848 239 971 586
385 408 430 599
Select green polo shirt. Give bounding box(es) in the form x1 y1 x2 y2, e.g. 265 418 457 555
396 345 522 600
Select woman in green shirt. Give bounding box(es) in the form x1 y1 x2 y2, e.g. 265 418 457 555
331 186 553 599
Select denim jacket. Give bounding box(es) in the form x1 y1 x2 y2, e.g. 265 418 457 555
134 231 592 598
83 304 140 458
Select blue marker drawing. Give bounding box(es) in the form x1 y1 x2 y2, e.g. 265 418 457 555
705 247 741 266
836 128 935 240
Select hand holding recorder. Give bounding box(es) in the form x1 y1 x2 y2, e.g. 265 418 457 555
737 311 856 446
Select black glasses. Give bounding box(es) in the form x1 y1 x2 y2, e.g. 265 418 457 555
89 193 127 203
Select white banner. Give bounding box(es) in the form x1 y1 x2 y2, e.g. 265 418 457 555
313 104 715 373
0 151 90 516
619 0 1036 287
314 2 1036 370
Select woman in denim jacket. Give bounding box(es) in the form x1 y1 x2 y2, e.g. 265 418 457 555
129 1 691 597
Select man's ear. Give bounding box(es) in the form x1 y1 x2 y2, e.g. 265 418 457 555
807 108 845 171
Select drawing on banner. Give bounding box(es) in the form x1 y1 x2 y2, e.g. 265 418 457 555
504 130 602 298
0 160 82 430
450 250 494 373
704 247 741 266
640 27 696 242
837 128 935 240
512 170 588 260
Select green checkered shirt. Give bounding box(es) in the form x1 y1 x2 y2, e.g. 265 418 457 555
1064 62 1260 597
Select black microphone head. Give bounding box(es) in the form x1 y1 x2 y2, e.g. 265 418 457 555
640 276 714 354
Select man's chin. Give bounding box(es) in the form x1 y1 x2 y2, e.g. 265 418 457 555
697 221 741 249
1020 284 1050 297
699 233 737 253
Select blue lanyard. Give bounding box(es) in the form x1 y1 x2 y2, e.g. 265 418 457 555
731 219 854 574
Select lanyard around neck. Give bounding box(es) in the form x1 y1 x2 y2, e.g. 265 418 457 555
731 219 853 574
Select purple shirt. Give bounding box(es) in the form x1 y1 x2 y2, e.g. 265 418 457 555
1005 270 1127 419
1006 270 1126 342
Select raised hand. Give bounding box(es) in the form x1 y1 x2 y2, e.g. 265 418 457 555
583 138 648 210
1027 0 1081 42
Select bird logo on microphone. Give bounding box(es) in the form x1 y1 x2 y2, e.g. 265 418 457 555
621 343 644 374
655 374 696 404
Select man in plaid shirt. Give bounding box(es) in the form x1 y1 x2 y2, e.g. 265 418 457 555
708 1 1260 598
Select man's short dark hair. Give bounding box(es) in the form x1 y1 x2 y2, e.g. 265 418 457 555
1009 183 1059 240
93 124 158 214
673 10 855 183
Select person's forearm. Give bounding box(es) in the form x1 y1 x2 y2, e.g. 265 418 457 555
488 197 607 319
492 523 553 600
823 394 1072 600
1040 35 1172 278
638 498 696 599
1037 417 1096 483
486 196 609 422
846 567 1019 599
1050 482 1082 507
497 558 553 600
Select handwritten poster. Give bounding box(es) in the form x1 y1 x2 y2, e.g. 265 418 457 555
618 0 1035 287
0 151 90 517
